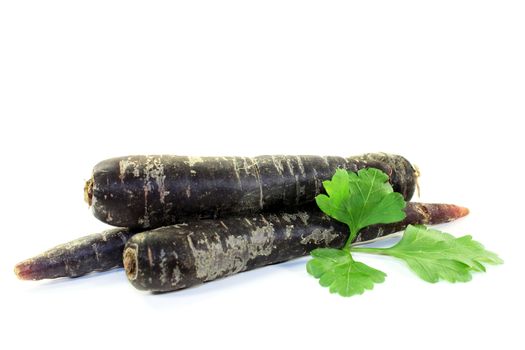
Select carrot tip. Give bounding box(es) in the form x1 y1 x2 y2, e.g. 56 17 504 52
14 262 30 280
456 206 470 218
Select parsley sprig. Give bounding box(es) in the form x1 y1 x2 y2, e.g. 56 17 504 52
307 168 502 297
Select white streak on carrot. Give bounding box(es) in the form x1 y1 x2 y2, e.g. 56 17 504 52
188 233 235 279
159 249 169 286
171 265 183 287
92 243 100 262
143 157 167 204
242 157 251 175
295 156 306 177
294 174 300 204
252 161 264 209
232 158 243 190
147 246 154 268
271 155 284 176
321 156 330 168
312 168 320 195
186 156 204 167
282 211 310 225
285 157 294 175
248 223 275 258
284 225 293 239
300 227 338 245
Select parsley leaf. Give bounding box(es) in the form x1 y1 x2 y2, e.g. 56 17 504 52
315 168 406 246
352 225 503 283
307 248 386 297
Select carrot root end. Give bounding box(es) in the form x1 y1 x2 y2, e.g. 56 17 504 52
84 177 94 206
124 245 138 281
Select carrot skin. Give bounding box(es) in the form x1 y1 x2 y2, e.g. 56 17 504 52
14 228 136 281
124 203 468 292
88 153 417 229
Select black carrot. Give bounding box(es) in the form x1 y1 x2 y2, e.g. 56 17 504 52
123 203 468 292
86 153 417 229
15 228 136 280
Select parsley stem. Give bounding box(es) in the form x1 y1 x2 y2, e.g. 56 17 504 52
350 247 389 255
343 229 358 251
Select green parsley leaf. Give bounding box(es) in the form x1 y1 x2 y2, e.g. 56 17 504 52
352 225 503 283
306 248 386 297
315 168 406 245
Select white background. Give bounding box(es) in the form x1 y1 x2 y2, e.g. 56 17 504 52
1 1 523 349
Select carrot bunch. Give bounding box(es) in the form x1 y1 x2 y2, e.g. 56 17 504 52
15 153 474 295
